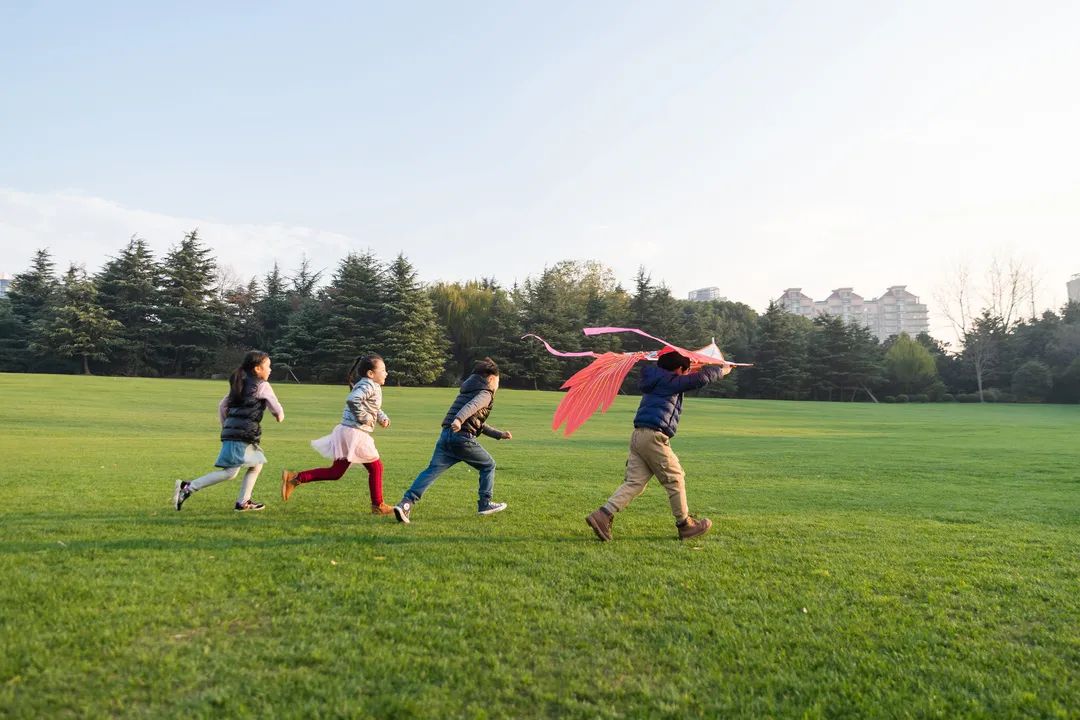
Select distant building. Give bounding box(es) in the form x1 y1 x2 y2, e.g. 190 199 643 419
688 287 724 302
0 274 10 299
1068 274 1080 303
776 285 929 340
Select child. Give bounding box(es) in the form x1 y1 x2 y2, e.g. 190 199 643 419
173 350 284 512
585 350 730 541
393 357 512 524
280 354 393 514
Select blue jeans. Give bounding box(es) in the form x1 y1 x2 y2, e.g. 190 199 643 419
404 428 496 505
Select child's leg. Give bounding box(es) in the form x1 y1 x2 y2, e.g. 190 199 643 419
296 459 351 483
452 437 497 505
363 460 384 505
189 466 242 492
236 464 263 505
639 434 688 522
603 428 656 515
402 436 458 503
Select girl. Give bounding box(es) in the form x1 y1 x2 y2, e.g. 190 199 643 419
281 354 393 514
173 350 285 512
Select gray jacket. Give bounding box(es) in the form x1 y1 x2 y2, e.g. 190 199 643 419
341 378 389 431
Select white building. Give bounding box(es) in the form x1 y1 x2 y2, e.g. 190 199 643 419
776 285 929 340
688 287 724 302
1068 274 1080 303
0 274 10 299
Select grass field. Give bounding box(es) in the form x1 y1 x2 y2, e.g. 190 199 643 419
1 373 1078 719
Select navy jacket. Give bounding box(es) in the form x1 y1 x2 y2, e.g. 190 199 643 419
633 364 725 438
220 376 267 444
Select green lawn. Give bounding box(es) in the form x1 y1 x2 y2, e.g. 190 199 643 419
1 373 1077 719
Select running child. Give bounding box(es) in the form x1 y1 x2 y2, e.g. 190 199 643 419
280 354 393 514
393 357 511 523
585 349 729 541
173 350 284 512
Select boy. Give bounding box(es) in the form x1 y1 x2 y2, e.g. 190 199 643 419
394 358 512 523
586 350 729 541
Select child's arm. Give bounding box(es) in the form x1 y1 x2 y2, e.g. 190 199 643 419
218 395 229 426
448 391 492 429
653 365 728 395
377 409 390 428
257 383 285 422
479 423 511 440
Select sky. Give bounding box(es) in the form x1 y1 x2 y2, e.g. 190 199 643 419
2 0 1079 340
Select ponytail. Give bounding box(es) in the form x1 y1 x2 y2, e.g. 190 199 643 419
346 353 383 386
229 350 269 405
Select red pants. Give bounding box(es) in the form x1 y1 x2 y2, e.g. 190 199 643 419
296 458 384 505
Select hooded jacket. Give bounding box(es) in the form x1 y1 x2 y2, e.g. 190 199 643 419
441 373 508 439
633 364 725 438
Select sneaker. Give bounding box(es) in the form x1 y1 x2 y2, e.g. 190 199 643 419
393 500 412 524
235 499 266 512
585 507 614 541
371 502 394 515
677 516 712 541
281 469 299 502
173 480 192 511
478 501 507 516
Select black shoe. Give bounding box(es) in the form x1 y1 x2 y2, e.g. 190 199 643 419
173 480 192 511
394 500 413 524
234 499 266 512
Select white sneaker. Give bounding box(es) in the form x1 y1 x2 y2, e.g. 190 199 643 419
478 501 507 516
394 501 412 524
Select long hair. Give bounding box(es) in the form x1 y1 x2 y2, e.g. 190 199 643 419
347 354 383 386
229 350 269 405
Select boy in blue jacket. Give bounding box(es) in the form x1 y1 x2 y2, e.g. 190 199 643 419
586 350 729 541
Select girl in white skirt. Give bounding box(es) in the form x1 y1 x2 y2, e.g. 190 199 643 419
281 354 393 514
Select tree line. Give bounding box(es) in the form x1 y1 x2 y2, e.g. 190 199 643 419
2 231 1079 403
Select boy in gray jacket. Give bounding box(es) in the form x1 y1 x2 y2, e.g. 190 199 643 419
394 358 512 523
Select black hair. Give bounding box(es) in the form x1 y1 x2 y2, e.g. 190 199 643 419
347 354 384 386
229 350 269 405
656 350 690 373
472 357 500 377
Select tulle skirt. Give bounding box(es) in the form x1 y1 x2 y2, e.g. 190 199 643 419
310 424 380 464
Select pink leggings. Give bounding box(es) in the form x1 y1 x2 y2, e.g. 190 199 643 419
296 458 385 505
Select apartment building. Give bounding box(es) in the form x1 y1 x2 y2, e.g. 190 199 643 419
1068 274 1080 303
777 285 929 340
688 286 724 302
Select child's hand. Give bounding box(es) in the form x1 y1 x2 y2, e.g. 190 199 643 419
277 415 285 423
450 419 462 432
379 417 390 428
502 431 513 440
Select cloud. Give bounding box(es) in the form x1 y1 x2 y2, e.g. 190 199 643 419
0 188 362 282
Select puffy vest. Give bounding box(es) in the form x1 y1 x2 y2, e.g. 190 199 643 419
220 376 267 444
441 374 494 435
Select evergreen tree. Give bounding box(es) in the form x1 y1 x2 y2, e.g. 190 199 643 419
254 263 292 351
323 251 386 365
746 301 811 399
476 285 527 386
158 230 222 375
95 237 163 375
272 296 334 382
379 254 448 385
6 249 58 369
0 298 27 371
33 265 122 374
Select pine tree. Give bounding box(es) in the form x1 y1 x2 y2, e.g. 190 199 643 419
95 237 163 375
477 286 527 386
255 263 292 351
379 254 448 385
323 251 386 366
158 229 222 375
747 302 811 399
33 265 122 374
6 249 59 369
273 296 335 382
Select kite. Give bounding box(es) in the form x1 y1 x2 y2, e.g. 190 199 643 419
524 327 752 437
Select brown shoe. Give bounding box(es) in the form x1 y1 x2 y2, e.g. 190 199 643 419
586 507 614 541
281 470 299 502
677 516 712 541
371 502 394 515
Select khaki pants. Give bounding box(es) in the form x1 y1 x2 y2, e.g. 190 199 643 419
603 427 688 522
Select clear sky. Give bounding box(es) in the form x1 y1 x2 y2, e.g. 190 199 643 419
2 1 1078 339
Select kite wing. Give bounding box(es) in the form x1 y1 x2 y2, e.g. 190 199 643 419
553 351 645 436
525 327 751 437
